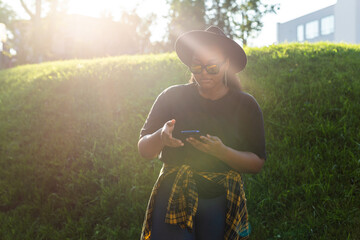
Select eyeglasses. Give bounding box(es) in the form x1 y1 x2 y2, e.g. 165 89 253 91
189 61 226 75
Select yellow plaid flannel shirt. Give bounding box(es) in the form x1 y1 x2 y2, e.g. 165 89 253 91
140 164 250 240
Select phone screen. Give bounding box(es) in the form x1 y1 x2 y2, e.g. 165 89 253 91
180 130 202 141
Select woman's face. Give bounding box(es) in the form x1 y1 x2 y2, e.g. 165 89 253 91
191 45 229 90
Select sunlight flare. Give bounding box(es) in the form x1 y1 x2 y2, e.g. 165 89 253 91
67 0 134 18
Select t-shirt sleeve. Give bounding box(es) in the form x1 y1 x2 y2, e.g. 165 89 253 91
243 95 267 160
139 89 172 139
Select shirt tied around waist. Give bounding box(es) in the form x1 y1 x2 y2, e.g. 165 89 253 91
140 163 250 240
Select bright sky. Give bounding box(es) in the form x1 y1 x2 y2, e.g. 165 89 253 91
248 0 337 46
4 0 337 46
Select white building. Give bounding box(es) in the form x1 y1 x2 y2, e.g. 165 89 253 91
277 0 360 44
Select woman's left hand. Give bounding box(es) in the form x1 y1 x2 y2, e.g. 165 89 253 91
186 134 227 158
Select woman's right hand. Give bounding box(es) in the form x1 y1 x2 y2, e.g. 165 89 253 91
161 119 184 147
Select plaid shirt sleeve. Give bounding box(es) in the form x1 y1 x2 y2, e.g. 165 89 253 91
140 164 250 240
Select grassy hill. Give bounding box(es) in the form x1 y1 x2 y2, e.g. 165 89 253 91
0 43 359 239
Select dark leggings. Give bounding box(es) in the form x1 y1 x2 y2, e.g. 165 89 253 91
150 175 227 240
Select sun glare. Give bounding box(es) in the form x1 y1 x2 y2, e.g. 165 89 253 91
65 0 169 42
67 0 135 18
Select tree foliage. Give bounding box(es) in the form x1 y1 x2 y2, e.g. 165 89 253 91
16 0 68 63
166 0 279 47
0 0 16 25
119 10 156 54
12 0 155 65
0 1 17 69
166 0 207 48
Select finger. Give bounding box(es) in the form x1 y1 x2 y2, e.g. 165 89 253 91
200 135 212 143
207 134 219 141
187 137 208 149
187 137 202 143
169 136 184 146
169 141 184 147
199 137 213 145
165 139 183 147
165 134 183 145
167 120 177 134
167 119 176 127
206 134 214 139
186 138 202 150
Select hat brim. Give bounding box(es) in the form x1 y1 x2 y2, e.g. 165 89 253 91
175 30 247 72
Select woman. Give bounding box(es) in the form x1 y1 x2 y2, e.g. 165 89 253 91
138 26 266 240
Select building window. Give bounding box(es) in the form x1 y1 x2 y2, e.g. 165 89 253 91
321 15 334 35
306 20 319 39
297 25 304 41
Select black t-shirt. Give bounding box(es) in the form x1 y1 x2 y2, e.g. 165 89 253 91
140 82 266 198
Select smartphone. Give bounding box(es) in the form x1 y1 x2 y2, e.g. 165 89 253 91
180 130 202 141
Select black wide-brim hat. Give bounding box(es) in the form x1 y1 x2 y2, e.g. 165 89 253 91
175 26 247 73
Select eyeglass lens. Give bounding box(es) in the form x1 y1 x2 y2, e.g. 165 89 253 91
190 64 220 74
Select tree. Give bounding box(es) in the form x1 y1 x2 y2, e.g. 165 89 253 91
17 0 68 63
0 1 16 25
13 1 156 64
166 0 279 46
207 0 279 45
166 0 207 51
0 0 16 46
0 1 17 69
19 0 43 62
119 10 156 54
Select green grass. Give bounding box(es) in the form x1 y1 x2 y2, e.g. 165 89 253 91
241 43 360 239
0 43 359 239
